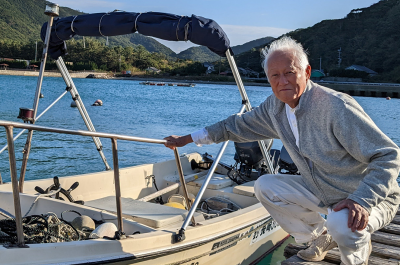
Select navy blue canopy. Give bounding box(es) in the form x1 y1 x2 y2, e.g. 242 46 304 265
41 11 232 60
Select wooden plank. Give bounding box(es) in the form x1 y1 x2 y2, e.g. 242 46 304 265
391 216 400 225
380 223 400 235
372 242 400 260
372 231 400 247
284 243 399 265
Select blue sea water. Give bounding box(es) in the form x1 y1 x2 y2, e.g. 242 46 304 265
0 75 399 183
0 75 399 263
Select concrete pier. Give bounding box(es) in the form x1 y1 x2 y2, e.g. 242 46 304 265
319 82 400 98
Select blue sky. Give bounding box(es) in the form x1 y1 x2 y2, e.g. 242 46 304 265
53 0 379 53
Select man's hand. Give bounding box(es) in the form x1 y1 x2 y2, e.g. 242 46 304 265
164 135 193 150
333 199 369 232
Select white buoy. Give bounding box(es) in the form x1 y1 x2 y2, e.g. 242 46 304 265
92 99 103 106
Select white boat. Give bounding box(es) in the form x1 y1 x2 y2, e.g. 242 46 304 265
0 3 289 264
0 146 288 265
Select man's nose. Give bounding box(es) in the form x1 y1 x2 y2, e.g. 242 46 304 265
278 74 289 85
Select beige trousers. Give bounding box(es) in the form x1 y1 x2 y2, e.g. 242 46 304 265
254 174 398 265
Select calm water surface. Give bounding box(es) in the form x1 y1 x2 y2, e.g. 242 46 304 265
0 75 399 263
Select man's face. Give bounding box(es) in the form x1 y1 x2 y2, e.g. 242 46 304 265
267 50 311 108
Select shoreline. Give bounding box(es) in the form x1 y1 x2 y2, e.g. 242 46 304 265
0 69 270 87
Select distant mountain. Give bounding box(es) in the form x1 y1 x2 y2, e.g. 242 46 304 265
234 0 400 82
0 0 175 57
0 0 277 64
177 46 219 62
0 0 84 42
175 37 276 63
231 37 275 55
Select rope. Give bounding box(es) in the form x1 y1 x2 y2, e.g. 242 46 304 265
0 212 81 244
176 16 184 41
24 187 62 217
135 13 142 32
99 12 110 37
71 16 78 33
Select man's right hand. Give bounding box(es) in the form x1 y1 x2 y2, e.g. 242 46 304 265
164 135 193 150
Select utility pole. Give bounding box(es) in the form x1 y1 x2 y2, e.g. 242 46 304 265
319 57 322 72
338 47 342 68
35 41 38 62
83 36 86 48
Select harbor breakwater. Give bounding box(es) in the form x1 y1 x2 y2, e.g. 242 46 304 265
320 82 400 98
0 69 101 79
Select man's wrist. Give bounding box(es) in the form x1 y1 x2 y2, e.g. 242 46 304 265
184 134 194 145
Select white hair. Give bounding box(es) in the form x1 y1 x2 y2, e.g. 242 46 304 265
261 36 309 76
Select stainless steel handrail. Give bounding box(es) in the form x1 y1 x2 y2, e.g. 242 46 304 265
0 120 166 144
0 119 179 246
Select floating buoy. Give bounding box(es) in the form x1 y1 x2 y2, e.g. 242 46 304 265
40 93 44 98
70 101 77 107
386 97 391 100
92 99 103 106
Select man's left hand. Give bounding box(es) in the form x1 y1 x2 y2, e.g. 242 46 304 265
333 199 369 232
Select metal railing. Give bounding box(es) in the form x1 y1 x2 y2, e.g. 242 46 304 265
0 119 192 247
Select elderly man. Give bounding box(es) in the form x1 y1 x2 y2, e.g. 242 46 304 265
164 36 400 265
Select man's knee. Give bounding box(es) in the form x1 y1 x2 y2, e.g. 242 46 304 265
327 209 366 250
255 174 280 202
254 174 293 205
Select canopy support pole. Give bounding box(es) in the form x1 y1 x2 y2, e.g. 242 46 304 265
18 13 55 193
5 126 27 247
56 57 111 171
111 138 123 233
225 49 275 174
174 104 247 243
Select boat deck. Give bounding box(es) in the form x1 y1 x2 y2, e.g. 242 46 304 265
282 209 400 264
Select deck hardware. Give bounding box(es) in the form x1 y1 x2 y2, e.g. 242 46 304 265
174 228 186 243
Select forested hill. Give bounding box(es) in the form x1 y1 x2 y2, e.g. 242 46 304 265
235 0 400 82
0 0 83 42
0 0 275 62
0 0 175 57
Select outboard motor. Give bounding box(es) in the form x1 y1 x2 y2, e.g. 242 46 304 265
233 141 272 181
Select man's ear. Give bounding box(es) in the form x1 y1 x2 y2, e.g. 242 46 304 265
305 65 311 80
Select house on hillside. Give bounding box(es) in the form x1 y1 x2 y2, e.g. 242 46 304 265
346 65 377 76
145 67 161 74
311 70 325 81
203 62 215 74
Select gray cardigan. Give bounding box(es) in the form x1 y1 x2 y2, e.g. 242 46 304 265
206 81 400 213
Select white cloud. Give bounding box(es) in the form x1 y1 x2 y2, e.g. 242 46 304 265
220 25 293 46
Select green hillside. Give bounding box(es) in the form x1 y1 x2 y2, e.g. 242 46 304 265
0 0 83 42
0 0 175 57
232 37 275 55
234 0 400 82
177 46 220 62
0 0 277 63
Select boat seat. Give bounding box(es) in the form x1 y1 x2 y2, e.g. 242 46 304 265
85 196 204 229
232 181 256 197
186 173 233 190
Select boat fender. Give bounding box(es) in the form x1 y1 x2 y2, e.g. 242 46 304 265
70 101 77 107
89 222 118 239
71 215 95 231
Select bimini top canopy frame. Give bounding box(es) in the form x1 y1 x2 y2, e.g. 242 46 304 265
20 3 274 244
42 10 232 60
